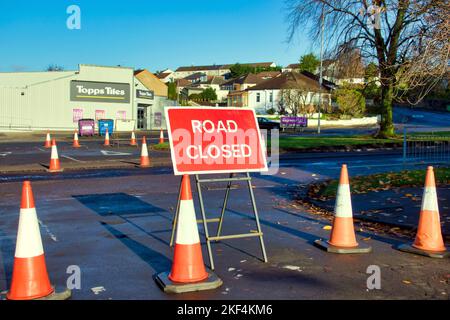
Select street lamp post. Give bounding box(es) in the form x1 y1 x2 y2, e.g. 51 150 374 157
318 6 325 135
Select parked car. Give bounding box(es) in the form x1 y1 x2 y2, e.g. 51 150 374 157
257 117 280 130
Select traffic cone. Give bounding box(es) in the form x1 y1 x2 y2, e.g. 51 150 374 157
155 175 222 293
139 136 150 167
314 164 372 253
73 130 81 148
47 139 63 173
397 166 448 258
159 129 165 144
104 129 110 146
44 131 51 148
7 181 71 300
130 131 137 146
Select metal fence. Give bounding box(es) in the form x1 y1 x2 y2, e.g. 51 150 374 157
403 130 450 164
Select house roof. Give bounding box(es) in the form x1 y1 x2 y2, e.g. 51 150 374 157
156 72 171 79
175 62 275 72
176 65 223 72
300 71 337 89
247 71 330 92
184 72 207 80
286 63 301 69
176 78 191 87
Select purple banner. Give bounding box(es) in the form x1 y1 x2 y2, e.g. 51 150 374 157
280 116 308 127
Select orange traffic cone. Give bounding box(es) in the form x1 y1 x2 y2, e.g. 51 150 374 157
314 164 372 253
7 181 71 300
139 136 150 167
397 166 448 258
104 129 110 146
159 129 165 144
130 131 137 146
44 131 51 148
155 175 222 293
47 139 63 173
73 130 81 148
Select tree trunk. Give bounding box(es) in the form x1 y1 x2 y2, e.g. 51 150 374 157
377 82 395 138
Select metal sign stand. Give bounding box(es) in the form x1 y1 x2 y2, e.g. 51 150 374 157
170 172 268 270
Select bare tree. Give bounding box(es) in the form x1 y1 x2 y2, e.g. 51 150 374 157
285 0 449 137
279 89 311 116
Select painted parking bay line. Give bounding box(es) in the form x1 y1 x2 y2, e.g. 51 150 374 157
61 155 86 163
100 150 132 156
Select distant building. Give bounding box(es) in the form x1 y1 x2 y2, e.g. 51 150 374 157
181 76 228 102
156 69 175 83
227 71 331 115
221 71 280 92
0 64 171 131
172 62 276 80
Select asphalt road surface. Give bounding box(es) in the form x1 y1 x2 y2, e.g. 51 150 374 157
0 149 448 300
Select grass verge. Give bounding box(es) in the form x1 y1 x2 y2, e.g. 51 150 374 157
310 167 450 200
276 135 401 150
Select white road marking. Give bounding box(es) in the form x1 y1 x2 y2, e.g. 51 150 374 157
0 152 12 157
100 150 132 156
61 155 85 163
35 147 46 152
38 219 58 242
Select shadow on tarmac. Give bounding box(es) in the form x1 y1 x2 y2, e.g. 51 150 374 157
100 223 172 274
73 193 165 216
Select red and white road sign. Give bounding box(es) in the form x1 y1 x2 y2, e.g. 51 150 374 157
165 107 268 175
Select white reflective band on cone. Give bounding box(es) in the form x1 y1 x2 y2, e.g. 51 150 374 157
15 208 44 258
141 144 148 157
175 200 200 245
421 187 439 212
50 145 58 159
334 183 353 218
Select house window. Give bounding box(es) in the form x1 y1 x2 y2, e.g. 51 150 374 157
256 92 261 103
269 92 273 103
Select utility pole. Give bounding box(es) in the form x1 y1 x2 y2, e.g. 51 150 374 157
318 5 325 135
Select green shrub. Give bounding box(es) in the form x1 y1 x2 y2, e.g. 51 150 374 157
335 88 366 117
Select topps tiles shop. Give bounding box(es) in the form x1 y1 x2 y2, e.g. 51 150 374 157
0 64 172 132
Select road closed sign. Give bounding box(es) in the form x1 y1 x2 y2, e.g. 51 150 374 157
165 107 268 175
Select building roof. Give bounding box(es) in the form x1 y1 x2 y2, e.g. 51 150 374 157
184 72 207 80
156 72 171 79
176 78 191 87
221 71 281 88
247 71 330 92
176 65 223 72
176 62 275 72
134 69 168 97
286 63 301 69
300 71 337 90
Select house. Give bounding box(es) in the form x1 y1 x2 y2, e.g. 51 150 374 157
173 62 277 80
156 69 175 83
181 76 228 101
282 63 301 73
220 71 280 92
228 71 331 115
317 49 366 85
184 72 208 84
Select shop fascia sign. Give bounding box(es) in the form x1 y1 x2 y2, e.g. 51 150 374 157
136 89 154 100
70 80 130 103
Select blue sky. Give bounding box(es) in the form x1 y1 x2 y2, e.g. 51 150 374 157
0 0 315 73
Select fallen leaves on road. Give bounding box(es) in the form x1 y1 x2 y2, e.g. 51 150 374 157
402 280 412 285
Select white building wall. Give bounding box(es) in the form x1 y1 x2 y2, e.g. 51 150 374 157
0 65 135 131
